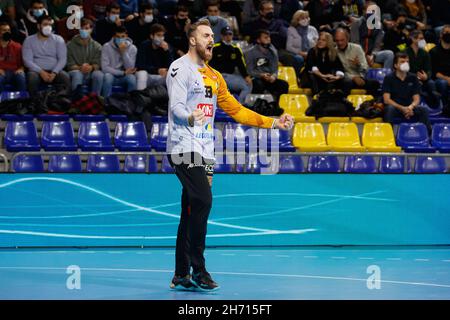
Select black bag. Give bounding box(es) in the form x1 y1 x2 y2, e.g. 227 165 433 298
352 99 384 119
0 97 34 115
249 98 284 116
306 89 354 118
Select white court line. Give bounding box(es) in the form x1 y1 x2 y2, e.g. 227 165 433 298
443 260 450 263
387 258 402 261
304 256 318 259
415 259 430 262
0 266 449 289
106 251 123 254
358 257 374 260
220 254 236 256
275 255 290 258
248 254 263 257
331 257 346 260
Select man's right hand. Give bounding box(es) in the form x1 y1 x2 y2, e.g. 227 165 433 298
188 109 206 127
39 70 51 82
125 68 137 75
402 106 414 119
0 69 5 76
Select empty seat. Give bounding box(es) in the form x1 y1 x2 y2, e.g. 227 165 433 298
278 66 301 94
124 155 147 173
37 114 70 121
327 122 366 152
278 94 313 122
4 121 40 151
108 114 128 122
150 122 169 151
292 123 330 152
86 155 120 172
366 68 392 84
379 156 410 174
1 114 34 121
41 121 77 151
12 155 44 172
415 156 447 173
48 155 82 172
161 155 174 173
73 114 106 122
244 94 274 107
214 155 234 173
362 123 402 152
223 123 258 152
148 155 158 172
78 121 114 151
215 108 233 122
0 91 29 101
347 94 382 123
432 123 450 153
279 155 304 173
344 156 377 173
307 156 340 173
258 128 295 152
396 123 436 153
114 121 151 151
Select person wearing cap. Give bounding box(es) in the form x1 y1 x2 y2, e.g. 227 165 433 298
208 26 252 103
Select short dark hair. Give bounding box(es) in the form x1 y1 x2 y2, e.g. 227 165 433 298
31 0 45 6
114 25 128 35
206 0 220 9
176 4 189 14
0 21 11 28
256 29 270 39
80 18 94 28
259 0 273 11
139 3 153 13
393 52 409 68
150 23 165 35
106 2 121 13
187 19 211 39
410 30 423 40
36 14 53 25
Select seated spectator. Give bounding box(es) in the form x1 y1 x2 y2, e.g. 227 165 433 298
67 18 104 96
136 23 172 89
0 21 26 91
305 31 345 95
201 1 229 44
101 25 137 96
245 29 289 101
118 0 138 21
358 1 394 69
384 10 410 53
220 0 243 27
242 0 260 25
286 10 318 64
405 30 440 107
55 0 84 42
22 15 70 95
18 0 50 37
334 27 379 95
209 26 252 103
0 1 16 22
383 52 430 131
305 0 338 30
94 2 122 45
400 0 427 31
430 25 450 115
163 4 190 59
276 0 302 23
0 4 23 43
48 0 69 21
125 3 158 47
431 0 450 37
83 0 114 21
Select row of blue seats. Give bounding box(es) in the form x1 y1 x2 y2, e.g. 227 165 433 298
10 154 447 174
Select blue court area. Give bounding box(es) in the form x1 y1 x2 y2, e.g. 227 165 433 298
0 173 449 299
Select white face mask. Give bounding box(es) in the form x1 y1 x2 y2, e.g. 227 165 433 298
144 14 153 24
299 18 310 27
418 39 426 49
399 62 410 73
41 25 52 36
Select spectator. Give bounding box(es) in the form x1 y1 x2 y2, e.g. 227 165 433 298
0 0 16 21
430 25 450 115
383 52 430 131
287 10 318 64
201 1 229 44
118 0 138 21
55 0 84 42
83 0 114 21
245 29 289 100
16 0 48 20
0 3 24 43
94 2 122 45
125 3 158 47
18 0 50 37
48 0 69 21
400 0 427 31
242 0 261 25
405 30 440 107
305 0 337 30
163 4 190 59
136 23 172 89
22 15 70 95
209 26 252 103
334 27 379 96
430 0 450 36
276 0 302 23
0 21 26 91
220 0 243 27
101 25 137 96
305 31 345 95
358 1 394 69
67 18 104 95
383 10 410 53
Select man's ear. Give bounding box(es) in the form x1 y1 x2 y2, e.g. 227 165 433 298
189 37 196 47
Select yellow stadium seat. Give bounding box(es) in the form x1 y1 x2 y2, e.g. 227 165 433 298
362 123 402 152
279 94 315 122
425 43 436 52
292 122 330 152
372 63 383 68
309 94 350 123
347 94 383 123
350 89 367 95
327 122 366 152
278 66 302 94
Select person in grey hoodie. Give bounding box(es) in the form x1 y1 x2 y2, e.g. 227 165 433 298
200 1 229 43
245 29 289 101
67 18 104 96
101 25 137 96
22 14 70 95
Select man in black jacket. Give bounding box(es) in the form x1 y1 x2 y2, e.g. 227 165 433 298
430 25 450 114
94 3 122 45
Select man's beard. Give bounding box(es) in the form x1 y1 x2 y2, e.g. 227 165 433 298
196 45 212 62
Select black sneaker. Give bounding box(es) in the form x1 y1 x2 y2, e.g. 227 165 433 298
191 271 220 291
169 275 197 291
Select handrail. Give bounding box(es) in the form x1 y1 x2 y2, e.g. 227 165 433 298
0 153 8 172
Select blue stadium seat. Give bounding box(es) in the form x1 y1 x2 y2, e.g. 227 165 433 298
431 123 450 153
0 91 30 101
78 121 114 151
148 155 158 172
1 114 34 121
108 114 128 122
151 122 169 151
214 155 234 173
73 114 106 122
112 85 126 94
161 155 174 173
12 155 44 172
4 121 40 151
258 129 295 152
396 123 436 153
48 155 82 172
307 156 340 173
41 121 77 151
415 156 447 173
151 115 168 123
344 156 377 173
279 155 304 173
366 68 392 84
124 155 147 173
223 123 258 152
37 114 70 121
86 155 120 172
379 156 410 173
215 108 233 122
114 121 151 151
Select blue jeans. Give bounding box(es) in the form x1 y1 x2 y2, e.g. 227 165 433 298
383 104 431 131
102 73 137 97
374 50 394 69
0 70 27 91
435 78 450 107
222 73 252 103
69 70 104 96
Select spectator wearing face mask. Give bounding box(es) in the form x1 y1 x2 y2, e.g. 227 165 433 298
55 0 84 42
201 1 229 44
0 21 26 91
101 25 137 96
400 0 428 31
22 14 70 95
67 18 104 96
209 26 252 103
383 52 430 131
135 23 172 90
286 10 318 63
384 10 410 53
94 2 122 45
18 0 50 37
125 3 158 47
430 25 450 115
163 4 190 58
118 0 138 21
83 0 114 21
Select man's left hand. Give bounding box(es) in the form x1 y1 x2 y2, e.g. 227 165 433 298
275 114 294 130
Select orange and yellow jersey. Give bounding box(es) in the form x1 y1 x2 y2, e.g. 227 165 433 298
166 54 275 160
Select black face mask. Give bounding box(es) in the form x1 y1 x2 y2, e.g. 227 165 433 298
1 32 12 42
443 33 450 44
397 22 406 30
177 18 187 26
264 12 274 20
